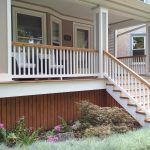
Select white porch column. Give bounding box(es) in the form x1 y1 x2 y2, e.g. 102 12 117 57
0 0 12 81
146 24 150 75
94 7 108 78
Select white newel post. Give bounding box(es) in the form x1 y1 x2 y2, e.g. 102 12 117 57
94 7 108 78
146 24 150 75
0 0 12 81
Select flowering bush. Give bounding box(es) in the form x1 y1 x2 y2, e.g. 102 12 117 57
0 123 4 129
47 135 59 142
54 125 61 132
47 117 73 142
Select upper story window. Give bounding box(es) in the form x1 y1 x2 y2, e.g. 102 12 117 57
13 8 47 44
132 35 145 56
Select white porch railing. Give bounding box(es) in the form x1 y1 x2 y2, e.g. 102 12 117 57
118 55 146 75
12 42 99 79
104 51 150 115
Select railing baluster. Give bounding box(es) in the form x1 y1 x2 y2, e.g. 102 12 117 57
48 48 51 75
23 46 26 75
85 51 88 74
63 50 66 75
82 51 85 74
70 50 72 75
13 45 16 76
36 47 39 75
32 47 35 75
27 46 30 75
56 49 58 75
52 49 55 75
18 46 21 76
73 51 75 75
41 48 43 75
88 52 91 74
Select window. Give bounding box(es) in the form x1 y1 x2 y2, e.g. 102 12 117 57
132 35 145 56
51 16 62 46
13 8 46 44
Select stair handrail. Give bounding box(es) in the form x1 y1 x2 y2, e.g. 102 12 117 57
104 51 150 88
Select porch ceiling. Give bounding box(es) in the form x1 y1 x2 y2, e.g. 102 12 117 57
13 0 150 29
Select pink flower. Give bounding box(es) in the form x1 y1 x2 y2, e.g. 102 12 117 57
47 135 59 142
54 125 61 132
0 123 4 128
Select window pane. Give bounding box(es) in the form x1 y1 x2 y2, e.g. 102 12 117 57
133 37 144 50
52 22 60 43
17 14 42 44
77 29 88 48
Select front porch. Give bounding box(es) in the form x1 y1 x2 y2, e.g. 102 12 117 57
1 0 150 81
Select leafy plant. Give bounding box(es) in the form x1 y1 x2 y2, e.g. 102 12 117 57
59 117 72 133
6 133 17 147
0 125 6 143
16 128 41 146
6 117 41 147
47 129 56 136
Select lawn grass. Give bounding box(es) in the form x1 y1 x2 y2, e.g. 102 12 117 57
1 128 150 150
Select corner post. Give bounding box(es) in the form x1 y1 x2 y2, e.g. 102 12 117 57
146 24 150 76
94 7 108 78
0 0 12 81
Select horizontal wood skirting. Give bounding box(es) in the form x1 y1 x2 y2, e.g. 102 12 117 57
0 90 121 129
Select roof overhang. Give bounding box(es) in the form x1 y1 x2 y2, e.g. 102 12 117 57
80 0 150 22
13 0 150 29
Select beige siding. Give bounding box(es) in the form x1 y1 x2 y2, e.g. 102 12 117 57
108 30 115 55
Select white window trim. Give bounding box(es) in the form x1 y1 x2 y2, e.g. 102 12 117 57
131 35 146 51
12 7 47 44
73 23 93 48
50 16 62 46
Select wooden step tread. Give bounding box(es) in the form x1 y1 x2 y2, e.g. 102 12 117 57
106 83 114 86
145 118 150 123
136 110 146 115
113 89 121 92
128 101 137 107
120 96 129 99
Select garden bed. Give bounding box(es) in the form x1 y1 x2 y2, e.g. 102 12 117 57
0 101 141 148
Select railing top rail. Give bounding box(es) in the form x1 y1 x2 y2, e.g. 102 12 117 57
104 51 150 88
12 42 98 52
118 55 146 59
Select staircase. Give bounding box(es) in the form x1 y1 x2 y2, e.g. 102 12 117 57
104 51 150 127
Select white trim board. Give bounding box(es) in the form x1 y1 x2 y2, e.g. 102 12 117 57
0 79 106 98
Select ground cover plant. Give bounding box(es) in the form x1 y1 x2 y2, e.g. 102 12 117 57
0 128 150 150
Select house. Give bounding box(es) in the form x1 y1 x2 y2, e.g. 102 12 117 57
0 0 150 129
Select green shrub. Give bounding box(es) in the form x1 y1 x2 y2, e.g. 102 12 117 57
0 126 6 143
83 125 112 138
77 101 140 137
